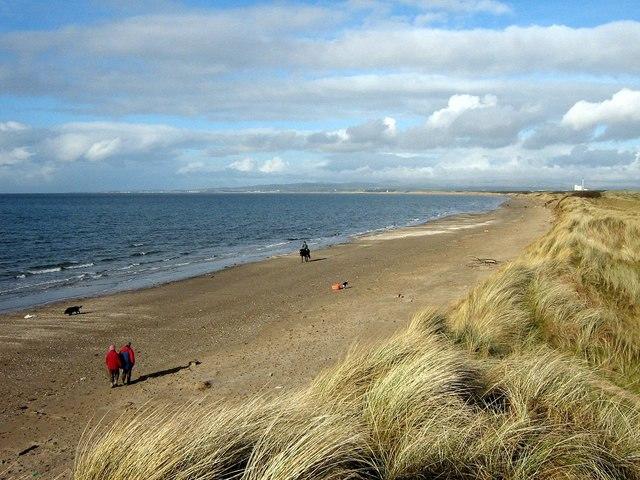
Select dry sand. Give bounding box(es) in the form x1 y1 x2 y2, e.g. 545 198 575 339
0 196 550 479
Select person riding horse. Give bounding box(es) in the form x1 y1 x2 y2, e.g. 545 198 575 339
299 241 311 262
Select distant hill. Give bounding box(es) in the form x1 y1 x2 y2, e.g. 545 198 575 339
186 182 387 193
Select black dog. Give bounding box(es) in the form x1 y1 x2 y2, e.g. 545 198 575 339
64 305 82 315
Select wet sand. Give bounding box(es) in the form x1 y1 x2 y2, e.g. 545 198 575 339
0 196 550 479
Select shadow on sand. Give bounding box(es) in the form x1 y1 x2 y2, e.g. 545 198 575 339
130 361 201 385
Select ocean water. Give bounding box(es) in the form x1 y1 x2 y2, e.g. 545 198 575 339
0 193 504 312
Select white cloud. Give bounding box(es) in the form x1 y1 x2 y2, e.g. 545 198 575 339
259 156 287 173
85 137 122 161
228 157 255 172
562 88 640 130
2 10 640 122
0 147 33 166
0 0 639 192
177 161 203 174
397 0 511 15
414 12 447 25
547 145 638 167
310 22 640 75
522 122 594 149
0 121 29 132
427 94 497 128
322 143 640 189
47 133 90 162
45 122 191 162
344 117 398 146
383 117 397 136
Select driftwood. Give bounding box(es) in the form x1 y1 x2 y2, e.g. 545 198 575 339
469 256 500 266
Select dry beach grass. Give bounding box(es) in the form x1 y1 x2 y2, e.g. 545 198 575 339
74 191 640 480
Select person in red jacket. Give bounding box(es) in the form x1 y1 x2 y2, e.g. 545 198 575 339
105 344 121 388
119 342 135 385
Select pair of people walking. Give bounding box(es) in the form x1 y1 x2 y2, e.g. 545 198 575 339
105 342 136 388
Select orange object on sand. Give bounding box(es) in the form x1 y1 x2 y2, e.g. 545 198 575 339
332 281 349 291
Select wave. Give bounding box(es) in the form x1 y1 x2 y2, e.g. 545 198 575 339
27 267 62 275
65 262 94 269
0 275 83 294
22 261 95 276
263 241 290 249
131 250 161 257
99 256 124 263
119 263 140 270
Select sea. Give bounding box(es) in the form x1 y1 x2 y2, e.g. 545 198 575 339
0 193 504 312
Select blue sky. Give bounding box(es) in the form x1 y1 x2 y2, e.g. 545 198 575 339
1 0 640 192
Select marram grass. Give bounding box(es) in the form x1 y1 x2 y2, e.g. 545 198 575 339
75 192 640 480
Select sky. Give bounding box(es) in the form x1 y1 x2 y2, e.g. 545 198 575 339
1 0 640 192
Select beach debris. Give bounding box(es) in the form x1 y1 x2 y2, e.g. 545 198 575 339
195 380 212 392
331 281 349 291
24 314 35 319
468 256 500 267
18 444 39 456
188 360 202 369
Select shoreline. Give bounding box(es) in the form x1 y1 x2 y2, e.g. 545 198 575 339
0 195 550 479
1 195 505 315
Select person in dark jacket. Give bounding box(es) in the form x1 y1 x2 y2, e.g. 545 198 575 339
299 241 311 262
105 344 121 388
119 342 135 385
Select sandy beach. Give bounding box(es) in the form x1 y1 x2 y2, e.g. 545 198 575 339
0 196 550 479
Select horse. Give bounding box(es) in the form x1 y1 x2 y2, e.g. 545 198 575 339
299 247 311 263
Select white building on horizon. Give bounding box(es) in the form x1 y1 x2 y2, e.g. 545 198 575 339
573 179 587 191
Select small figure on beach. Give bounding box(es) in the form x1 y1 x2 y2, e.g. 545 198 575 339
64 305 82 315
105 344 121 388
119 342 135 385
299 241 311 263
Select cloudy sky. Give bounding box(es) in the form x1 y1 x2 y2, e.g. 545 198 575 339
1 0 640 192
